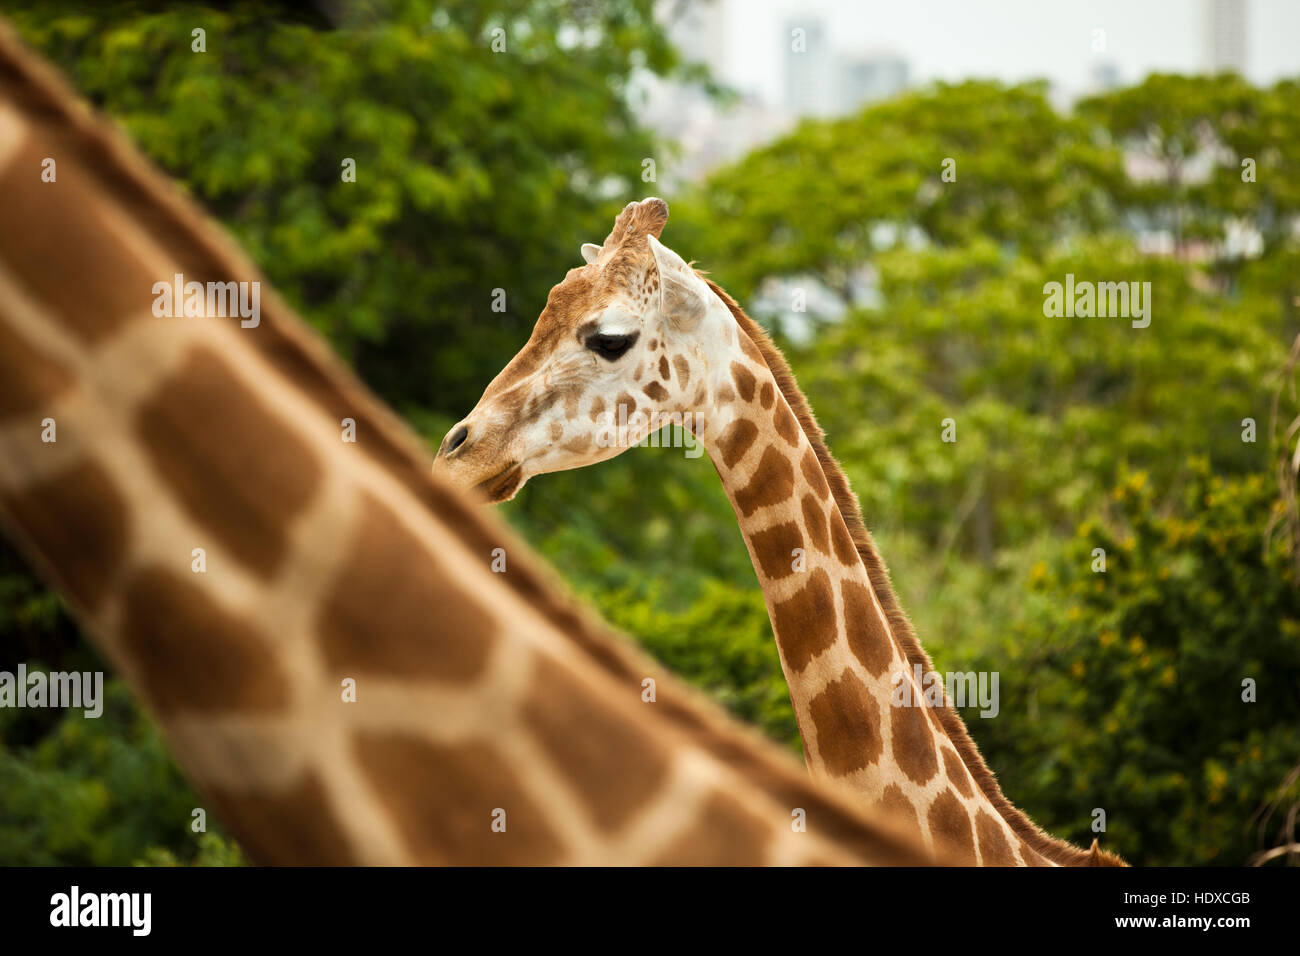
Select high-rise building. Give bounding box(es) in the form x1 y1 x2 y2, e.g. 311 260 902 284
783 18 836 117
1202 0 1248 74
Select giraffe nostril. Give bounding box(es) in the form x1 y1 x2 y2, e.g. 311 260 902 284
443 424 469 456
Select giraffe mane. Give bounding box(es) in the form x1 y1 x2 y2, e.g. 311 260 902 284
699 275 1127 867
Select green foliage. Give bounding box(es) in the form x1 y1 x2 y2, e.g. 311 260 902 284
965 463 1300 865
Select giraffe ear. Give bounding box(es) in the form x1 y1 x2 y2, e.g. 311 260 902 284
580 242 601 264
647 234 706 329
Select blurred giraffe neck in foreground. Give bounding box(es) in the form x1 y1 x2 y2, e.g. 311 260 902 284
0 21 959 866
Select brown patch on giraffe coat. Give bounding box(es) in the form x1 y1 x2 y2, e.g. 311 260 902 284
748 520 803 581
734 446 795 518
730 362 756 403
759 381 774 409
588 396 605 422
632 363 643 382
649 791 771 865
800 448 831 500
614 392 637 419
717 418 758 469
354 732 564 864
891 692 940 786
523 655 669 832
841 578 893 677
808 667 883 777
0 317 75 416
927 789 977 865
829 514 859 566
648 338 658 351
119 566 290 715
975 809 1017 866
774 402 801 447
658 355 670 380
0 138 159 342
770 567 837 672
136 347 320 577
672 355 690 390
206 771 359 865
318 492 495 680
876 782 924 844
561 435 591 455
943 747 974 797
801 493 829 554
714 384 736 404
0 460 126 611
739 329 765 363
691 384 707 406
642 381 669 402
549 421 563 442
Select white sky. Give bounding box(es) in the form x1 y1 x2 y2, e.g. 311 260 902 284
707 0 1300 99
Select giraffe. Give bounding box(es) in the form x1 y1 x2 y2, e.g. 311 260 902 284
436 197 1126 866
0 19 957 866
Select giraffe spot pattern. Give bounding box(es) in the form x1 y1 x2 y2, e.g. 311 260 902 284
672 354 690 390
0 138 158 342
658 355 670 380
318 492 496 681
801 493 829 554
942 747 974 797
136 347 321 578
770 567 837 672
974 809 1017 866
549 421 563 442
715 384 736 404
841 578 893 677
800 448 831 500
119 566 291 716
643 381 669 402
206 771 359 865
890 692 940 786
354 731 564 864
734 446 795 518
561 435 591 455
739 331 765 363
0 314 74 416
876 782 924 845
748 519 804 580
523 655 670 832
774 401 801 447
717 418 757 468
614 392 637 420
829 513 859 565
808 667 883 777
649 791 771 865
730 362 756 403
1 459 127 611
927 789 977 865
759 381 774 410
589 396 605 422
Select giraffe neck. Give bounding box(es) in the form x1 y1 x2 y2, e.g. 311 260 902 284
692 299 1047 865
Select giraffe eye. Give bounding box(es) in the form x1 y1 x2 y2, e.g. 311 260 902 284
585 331 638 361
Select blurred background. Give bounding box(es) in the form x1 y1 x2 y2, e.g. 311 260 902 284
1 0 1297 866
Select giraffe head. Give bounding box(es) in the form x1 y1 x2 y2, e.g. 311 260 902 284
435 198 736 501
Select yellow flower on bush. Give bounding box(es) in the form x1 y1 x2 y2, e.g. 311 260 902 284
1128 634 1146 654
